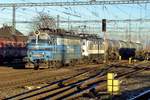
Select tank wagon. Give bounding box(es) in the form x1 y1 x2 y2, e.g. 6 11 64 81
80 34 143 61
25 29 143 69
0 35 27 63
25 31 81 69
118 41 143 60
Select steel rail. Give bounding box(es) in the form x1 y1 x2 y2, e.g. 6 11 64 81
64 63 150 100
6 61 149 99
6 65 107 100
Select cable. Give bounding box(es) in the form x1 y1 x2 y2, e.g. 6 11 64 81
103 5 119 19
115 5 134 18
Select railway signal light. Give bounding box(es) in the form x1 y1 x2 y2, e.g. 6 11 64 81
102 19 106 32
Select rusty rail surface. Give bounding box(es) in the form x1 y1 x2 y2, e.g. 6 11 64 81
5 61 150 100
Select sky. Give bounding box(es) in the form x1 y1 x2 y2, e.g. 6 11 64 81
0 0 150 45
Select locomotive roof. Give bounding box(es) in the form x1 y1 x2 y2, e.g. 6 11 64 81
37 28 104 39
36 28 81 38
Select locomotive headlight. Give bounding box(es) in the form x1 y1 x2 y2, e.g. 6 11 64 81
42 52 45 57
29 52 32 57
30 52 32 56
30 51 33 54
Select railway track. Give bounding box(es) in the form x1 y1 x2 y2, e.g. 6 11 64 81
0 61 126 89
5 64 112 100
62 62 150 100
0 69 71 90
0 64 102 91
5 61 150 100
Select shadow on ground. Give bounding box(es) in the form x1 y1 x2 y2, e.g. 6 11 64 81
113 86 150 100
0 62 26 69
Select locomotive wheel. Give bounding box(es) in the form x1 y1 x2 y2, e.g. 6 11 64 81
34 64 39 70
55 61 62 68
48 61 53 69
70 60 74 66
77 59 82 65
48 61 56 69
45 61 49 68
34 59 40 70
25 62 34 68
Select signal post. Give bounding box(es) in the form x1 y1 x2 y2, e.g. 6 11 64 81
102 19 108 63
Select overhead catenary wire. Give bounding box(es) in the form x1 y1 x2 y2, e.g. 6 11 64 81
1 0 150 7
0 0 82 21
0 0 150 40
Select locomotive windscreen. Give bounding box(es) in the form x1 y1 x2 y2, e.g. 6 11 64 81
30 39 48 44
39 32 49 40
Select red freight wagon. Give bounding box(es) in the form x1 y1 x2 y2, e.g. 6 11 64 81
0 35 27 63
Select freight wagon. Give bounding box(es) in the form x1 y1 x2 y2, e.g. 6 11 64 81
0 35 27 64
80 34 143 61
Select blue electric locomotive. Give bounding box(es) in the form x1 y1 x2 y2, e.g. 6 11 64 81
25 31 81 69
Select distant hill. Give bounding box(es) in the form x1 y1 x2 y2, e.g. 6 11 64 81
0 25 24 36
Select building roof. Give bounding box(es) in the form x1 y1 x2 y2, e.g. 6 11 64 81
0 25 23 36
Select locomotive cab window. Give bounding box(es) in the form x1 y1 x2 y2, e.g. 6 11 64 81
30 39 36 43
83 42 85 45
30 39 49 44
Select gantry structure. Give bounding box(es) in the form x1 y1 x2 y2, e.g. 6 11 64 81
0 0 150 7
0 0 150 35
16 19 150 24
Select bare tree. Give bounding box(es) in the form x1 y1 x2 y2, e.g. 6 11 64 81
32 12 56 30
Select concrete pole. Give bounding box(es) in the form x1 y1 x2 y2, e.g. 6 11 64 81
57 15 60 29
104 31 108 63
102 19 108 63
68 16 70 31
12 5 16 35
